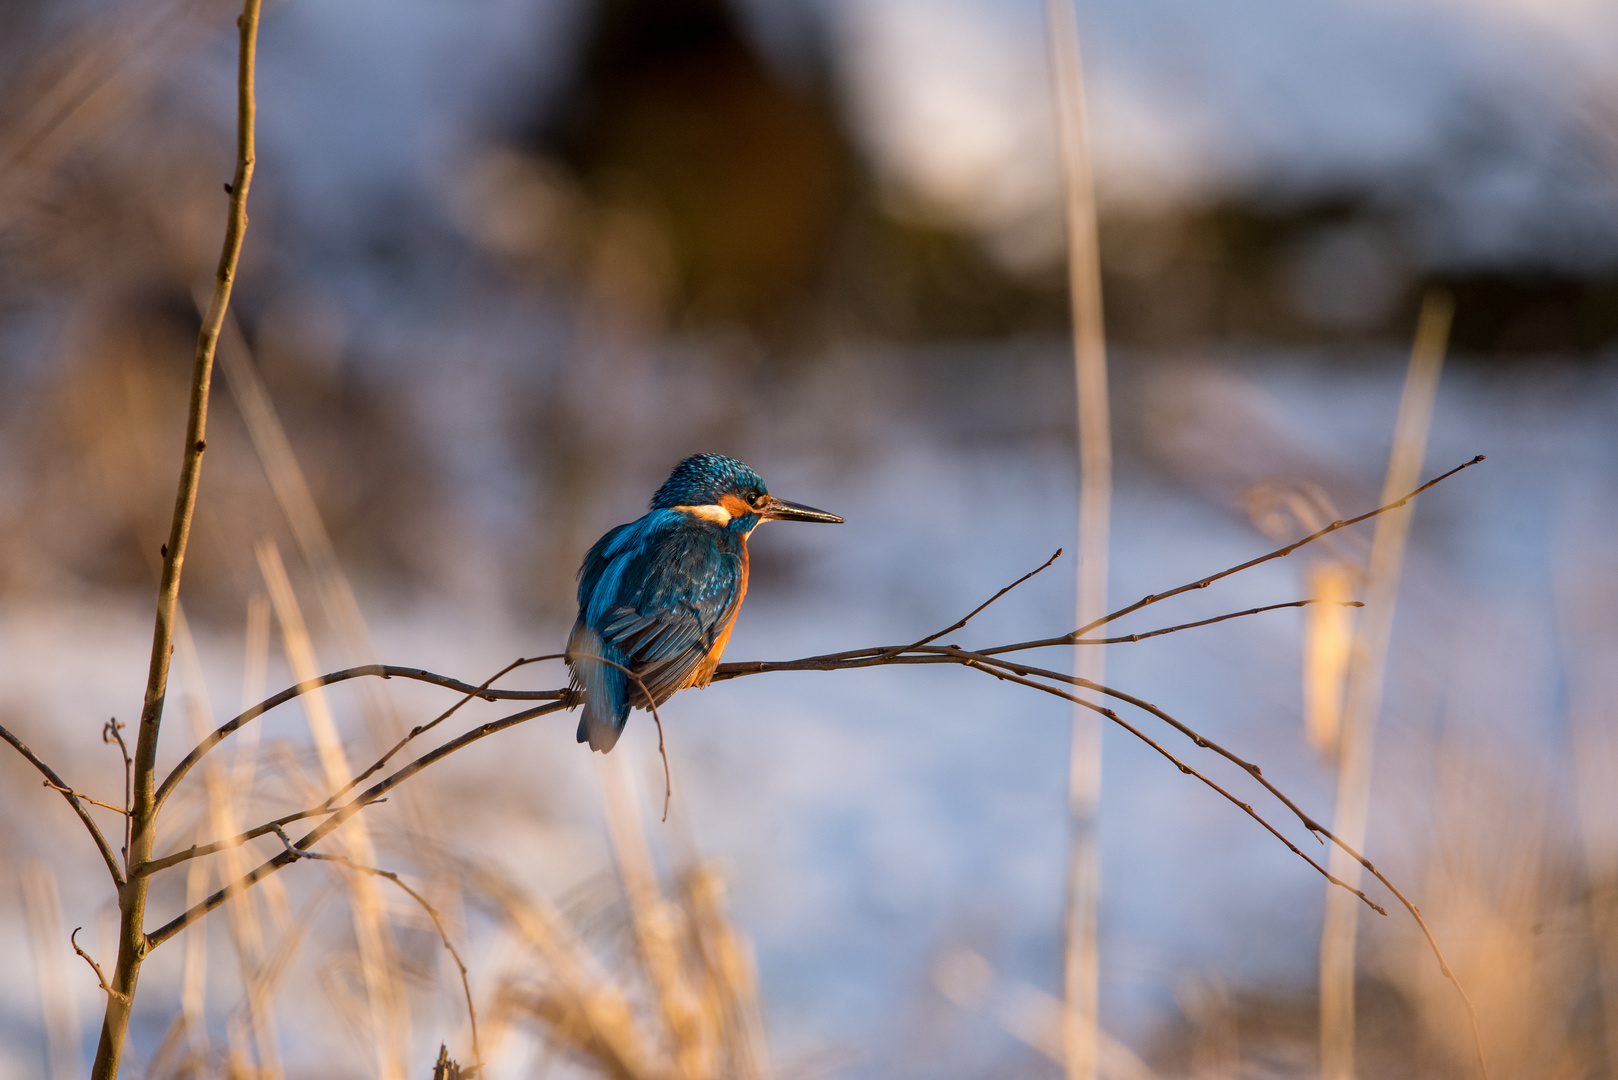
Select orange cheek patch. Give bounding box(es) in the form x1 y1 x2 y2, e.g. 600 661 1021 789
719 494 752 518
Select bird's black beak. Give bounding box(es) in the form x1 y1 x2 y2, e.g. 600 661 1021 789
761 496 844 523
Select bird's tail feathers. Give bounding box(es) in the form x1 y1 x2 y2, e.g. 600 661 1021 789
566 623 631 753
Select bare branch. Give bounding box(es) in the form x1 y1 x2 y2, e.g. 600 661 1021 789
949 655 1386 914
154 661 567 814
0 722 126 887
316 655 563 810
142 658 567 877
97 3 267 1075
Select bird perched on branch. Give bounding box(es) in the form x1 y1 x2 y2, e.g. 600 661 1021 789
567 453 844 752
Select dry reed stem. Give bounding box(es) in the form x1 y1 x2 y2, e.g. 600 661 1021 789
175 603 284 1079
599 752 710 1076
480 865 670 1078
215 304 416 765
21 861 88 1080
1321 293 1468 1080
257 538 408 1080
1551 534 1618 1079
477 820 768 1080
0 0 206 201
231 590 287 1079
1303 562 1356 757
683 865 770 1079
1045 0 1111 1073
181 824 211 1063
999 984 1160 1080
219 299 470 1053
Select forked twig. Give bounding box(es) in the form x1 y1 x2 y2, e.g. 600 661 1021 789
102 718 132 862
988 454 1485 654
0 721 125 886
883 547 1063 658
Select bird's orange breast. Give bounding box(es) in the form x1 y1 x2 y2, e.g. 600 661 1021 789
688 539 749 690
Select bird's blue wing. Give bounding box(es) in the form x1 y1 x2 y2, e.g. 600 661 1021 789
569 512 743 750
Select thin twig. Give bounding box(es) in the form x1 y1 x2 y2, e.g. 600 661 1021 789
884 548 1063 658
44 783 130 816
155 662 567 814
994 455 1485 654
0 721 126 887
102 718 131 863
1070 599 1363 644
72 928 126 1003
267 825 482 1073
576 653 673 822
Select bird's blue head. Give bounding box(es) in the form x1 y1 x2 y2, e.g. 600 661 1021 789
651 453 844 532
652 454 765 510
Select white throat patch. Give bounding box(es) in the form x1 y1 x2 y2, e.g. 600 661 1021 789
673 504 732 525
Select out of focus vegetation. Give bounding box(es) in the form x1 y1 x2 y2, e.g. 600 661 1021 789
2 0 1614 609
3 0 1618 1076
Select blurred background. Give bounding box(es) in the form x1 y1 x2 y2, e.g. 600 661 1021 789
2 0 1617 1075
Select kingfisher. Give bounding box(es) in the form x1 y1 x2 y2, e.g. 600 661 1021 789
567 453 844 752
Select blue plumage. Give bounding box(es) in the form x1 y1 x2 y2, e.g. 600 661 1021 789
566 454 844 752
